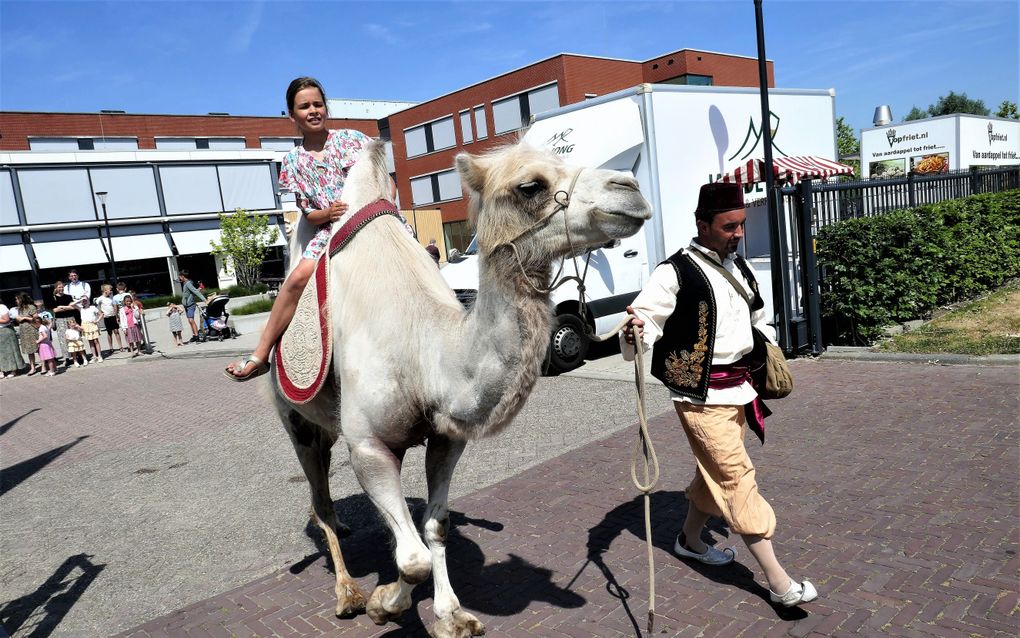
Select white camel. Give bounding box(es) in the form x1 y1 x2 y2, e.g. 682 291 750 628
272 138 650 637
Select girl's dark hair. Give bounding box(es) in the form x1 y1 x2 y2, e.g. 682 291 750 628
286 77 327 113
16 291 33 309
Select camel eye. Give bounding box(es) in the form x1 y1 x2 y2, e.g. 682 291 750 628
517 181 544 198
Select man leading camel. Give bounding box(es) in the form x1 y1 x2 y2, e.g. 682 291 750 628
622 181 817 608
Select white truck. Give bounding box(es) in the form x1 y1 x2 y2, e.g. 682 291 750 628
442 83 839 372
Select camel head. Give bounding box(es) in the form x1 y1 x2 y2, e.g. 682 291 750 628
455 142 651 266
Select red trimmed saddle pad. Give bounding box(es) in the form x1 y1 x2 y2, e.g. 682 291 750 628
275 200 400 405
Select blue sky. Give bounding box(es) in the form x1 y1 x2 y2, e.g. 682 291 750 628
1 1 1016 135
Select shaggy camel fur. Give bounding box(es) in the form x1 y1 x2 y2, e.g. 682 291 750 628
271 139 650 637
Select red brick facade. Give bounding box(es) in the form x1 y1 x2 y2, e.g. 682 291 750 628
388 49 774 230
0 112 379 150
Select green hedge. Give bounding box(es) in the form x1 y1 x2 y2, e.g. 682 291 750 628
231 298 274 315
816 189 1020 344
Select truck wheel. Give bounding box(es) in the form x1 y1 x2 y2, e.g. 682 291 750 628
549 313 590 373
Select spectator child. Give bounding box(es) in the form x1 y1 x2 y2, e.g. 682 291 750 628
167 303 185 346
112 282 128 310
95 284 124 353
120 294 143 357
79 297 104 362
35 317 56 377
64 319 88 367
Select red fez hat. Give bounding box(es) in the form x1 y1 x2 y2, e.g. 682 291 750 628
696 182 745 216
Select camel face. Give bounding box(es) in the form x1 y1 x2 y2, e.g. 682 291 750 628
456 143 651 263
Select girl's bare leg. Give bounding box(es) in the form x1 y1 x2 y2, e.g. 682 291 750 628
227 258 316 377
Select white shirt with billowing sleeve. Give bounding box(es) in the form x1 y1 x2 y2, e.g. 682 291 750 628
621 240 776 406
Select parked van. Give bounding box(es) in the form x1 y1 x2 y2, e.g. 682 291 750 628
443 83 839 372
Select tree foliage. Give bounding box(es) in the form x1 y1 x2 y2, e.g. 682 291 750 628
995 100 1019 119
904 106 928 121
835 116 860 175
209 209 280 289
904 91 991 121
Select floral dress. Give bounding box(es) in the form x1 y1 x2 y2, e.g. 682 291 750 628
279 129 413 259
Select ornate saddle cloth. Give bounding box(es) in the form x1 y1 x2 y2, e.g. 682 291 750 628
275 200 401 404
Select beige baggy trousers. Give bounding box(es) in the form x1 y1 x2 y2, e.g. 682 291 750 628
674 403 777 539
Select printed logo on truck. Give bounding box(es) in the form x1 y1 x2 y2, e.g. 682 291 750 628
886 128 929 148
988 122 1008 145
728 111 788 161
543 128 575 156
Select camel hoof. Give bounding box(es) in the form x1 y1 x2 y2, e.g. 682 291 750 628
335 581 366 618
430 610 485 637
366 582 409 626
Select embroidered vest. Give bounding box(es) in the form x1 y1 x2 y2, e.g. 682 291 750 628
650 249 764 400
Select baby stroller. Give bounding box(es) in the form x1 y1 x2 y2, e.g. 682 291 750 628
200 294 234 341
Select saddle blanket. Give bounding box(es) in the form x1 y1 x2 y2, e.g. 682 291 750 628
274 200 401 404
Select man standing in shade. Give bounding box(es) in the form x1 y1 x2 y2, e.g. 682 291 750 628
425 238 441 266
178 270 206 343
64 269 91 310
621 181 817 608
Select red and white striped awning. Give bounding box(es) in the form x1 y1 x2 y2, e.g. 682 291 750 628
719 156 855 185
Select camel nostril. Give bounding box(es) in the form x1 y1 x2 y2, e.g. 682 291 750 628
609 177 639 191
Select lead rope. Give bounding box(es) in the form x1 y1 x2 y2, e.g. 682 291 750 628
590 317 660 635
501 171 660 632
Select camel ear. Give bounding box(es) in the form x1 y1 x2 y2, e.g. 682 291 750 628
456 153 487 196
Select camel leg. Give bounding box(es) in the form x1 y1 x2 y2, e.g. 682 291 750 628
283 410 365 617
424 435 485 638
347 435 432 625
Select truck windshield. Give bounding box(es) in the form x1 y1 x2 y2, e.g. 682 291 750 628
465 236 478 255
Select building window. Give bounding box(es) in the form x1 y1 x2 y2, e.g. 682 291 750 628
443 220 473 253
492 83 560 135
473 105 487 140
28 137 81 151
410 169 462 206
77 139 95 150
459 110 472 144
260 137 301 151
665 74 713 86
404 116 456 158
196 138 210 150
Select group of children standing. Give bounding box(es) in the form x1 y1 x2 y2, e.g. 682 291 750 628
25 281 147 377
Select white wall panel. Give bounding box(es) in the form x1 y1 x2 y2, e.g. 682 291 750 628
0 171 17 226
159 166 222 213
219 164 275 210
18 168 95 224
88 167 161 218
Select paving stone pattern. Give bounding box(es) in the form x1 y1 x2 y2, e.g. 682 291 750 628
111 360 1019 638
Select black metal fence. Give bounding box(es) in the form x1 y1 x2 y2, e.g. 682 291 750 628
784 165 1020 232
772 165 1019 354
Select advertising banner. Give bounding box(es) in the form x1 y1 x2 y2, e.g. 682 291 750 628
523 96 645 171
959 116 1020 168
861 118 957 178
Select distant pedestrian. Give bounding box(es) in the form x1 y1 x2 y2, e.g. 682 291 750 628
178 270 206 343
167 303 185 346
425 239 441 266
120 294 143 357
14 292 40 375
0 302 25 378
95 284 124 353
64 269 92 310
112 281 128 309
35 317 56 377
79 297 104 362
64 319 88 367
46 280 78 368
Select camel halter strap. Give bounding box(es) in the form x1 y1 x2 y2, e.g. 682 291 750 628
496 169 592 297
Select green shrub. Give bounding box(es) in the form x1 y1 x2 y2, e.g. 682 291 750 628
816 189 1020 344
226 283 269 298
138 294 182 308
231 298 274 315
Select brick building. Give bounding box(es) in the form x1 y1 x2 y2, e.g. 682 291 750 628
388 48 774 250
0 47 771 301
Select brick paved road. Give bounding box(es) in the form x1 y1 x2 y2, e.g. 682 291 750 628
94 359 1019 638
0 352 674 636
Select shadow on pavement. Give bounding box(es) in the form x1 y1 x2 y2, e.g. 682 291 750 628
0 436 89 497
581 490 806 635
291 493 585 634
0 553 105 638
0 408 40 437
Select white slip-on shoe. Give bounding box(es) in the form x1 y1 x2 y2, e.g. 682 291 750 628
673 533 737 566
770 579 818 607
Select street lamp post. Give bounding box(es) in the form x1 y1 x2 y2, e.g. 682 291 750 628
95 191 118 284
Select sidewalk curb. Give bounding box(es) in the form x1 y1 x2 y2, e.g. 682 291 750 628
820 346 1019 367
